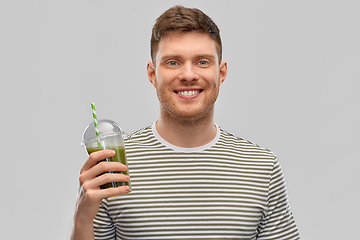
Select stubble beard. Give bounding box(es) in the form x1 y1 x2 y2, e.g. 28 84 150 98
157 85 219 127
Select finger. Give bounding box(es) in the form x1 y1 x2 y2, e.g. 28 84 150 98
83 173 130 191
103 185 131 198
81 149 116 173
79 161 127 185
87 185 131 200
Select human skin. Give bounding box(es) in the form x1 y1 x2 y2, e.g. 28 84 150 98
147 31 227 148
71 30 228 240
71 150 130 240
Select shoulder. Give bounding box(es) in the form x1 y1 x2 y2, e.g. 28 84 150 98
123 125 155 145
125 125 153 140
123 124 166 153
214 126 277 162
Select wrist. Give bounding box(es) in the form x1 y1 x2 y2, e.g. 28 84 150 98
73 210 94 226
71 217 94 240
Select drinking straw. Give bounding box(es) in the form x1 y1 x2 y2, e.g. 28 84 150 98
91 103 102 148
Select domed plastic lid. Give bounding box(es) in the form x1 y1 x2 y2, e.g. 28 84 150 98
81 119 126 145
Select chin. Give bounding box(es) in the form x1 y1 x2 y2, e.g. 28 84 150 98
172 108 214 124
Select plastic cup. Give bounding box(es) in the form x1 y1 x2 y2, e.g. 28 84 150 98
81 119 131 191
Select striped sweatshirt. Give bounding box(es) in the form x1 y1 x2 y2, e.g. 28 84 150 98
93 123 300 240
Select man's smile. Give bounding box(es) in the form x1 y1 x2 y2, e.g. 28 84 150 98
174 89 203 97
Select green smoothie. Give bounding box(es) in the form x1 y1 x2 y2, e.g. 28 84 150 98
87 147 130 190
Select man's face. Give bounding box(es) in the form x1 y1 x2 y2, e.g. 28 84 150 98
147 31 227 123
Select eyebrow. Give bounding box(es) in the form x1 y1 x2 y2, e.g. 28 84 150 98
160 54 217 62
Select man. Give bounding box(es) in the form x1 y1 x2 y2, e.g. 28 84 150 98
71 5 300 240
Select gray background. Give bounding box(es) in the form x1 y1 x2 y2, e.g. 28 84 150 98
1 0 359 239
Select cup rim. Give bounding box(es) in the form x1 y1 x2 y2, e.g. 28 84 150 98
81 132 123 146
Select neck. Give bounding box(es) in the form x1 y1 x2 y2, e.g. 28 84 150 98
155 110 217 148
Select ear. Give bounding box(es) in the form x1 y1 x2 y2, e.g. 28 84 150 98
219 61 228 85
147 61 157 88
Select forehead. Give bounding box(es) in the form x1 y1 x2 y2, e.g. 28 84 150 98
156 31 218 62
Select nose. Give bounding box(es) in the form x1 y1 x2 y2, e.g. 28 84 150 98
178 62 199 82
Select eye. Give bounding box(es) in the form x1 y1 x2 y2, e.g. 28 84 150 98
167 61 179 66
197 60 209 66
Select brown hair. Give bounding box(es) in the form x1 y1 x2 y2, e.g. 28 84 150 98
150 5 222 64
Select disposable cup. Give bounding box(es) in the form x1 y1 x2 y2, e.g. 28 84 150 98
81 119 131 190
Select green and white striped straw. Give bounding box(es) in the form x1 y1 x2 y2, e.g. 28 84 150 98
91 103 102 148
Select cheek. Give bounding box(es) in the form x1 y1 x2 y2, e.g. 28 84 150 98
156 72 176 88
155 79 167 91
206 72 220 87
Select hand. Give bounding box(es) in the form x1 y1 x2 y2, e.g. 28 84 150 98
75 149 130 222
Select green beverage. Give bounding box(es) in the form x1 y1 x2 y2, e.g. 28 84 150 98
82 119 131 192
87 146 130 189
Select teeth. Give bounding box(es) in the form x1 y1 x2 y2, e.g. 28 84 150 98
177 90 200 96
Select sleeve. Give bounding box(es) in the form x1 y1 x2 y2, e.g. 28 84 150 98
93 199 117 240
257 158 300 239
